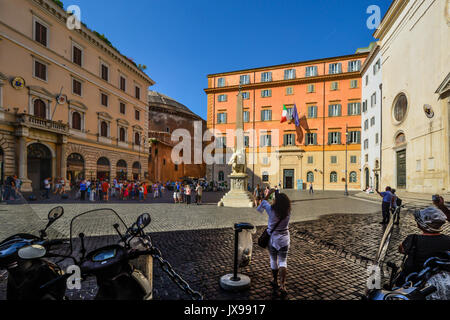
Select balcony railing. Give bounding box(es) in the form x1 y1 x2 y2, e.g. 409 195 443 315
17 114 69 134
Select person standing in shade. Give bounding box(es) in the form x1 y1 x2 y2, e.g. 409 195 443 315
253 184 262 207
43 177 51 199
79 180 87 201
257 188 291 298
377 186 394 225
196 183 203 205
185 184 192 205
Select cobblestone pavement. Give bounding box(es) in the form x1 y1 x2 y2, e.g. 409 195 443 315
1 192 447 300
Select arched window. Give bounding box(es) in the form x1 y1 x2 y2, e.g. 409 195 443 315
33 99 46 119
100 121 108 137
393 93 408 123
134 132 140 145
72 112 81 130
349 171 357 183
307 171 314 183
330 171 337 183
97 157 110 166
119 128 126 142
218 171 225 181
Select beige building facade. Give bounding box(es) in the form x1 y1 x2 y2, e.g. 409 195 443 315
374 0 450 194
0 0 154 191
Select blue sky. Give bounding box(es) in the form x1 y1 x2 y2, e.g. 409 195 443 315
68 0 392 119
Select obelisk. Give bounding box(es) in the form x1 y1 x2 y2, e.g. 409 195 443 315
218 87 254 207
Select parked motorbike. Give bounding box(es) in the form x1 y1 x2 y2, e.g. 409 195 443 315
0 206 66 300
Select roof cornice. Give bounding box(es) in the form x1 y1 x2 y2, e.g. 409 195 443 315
373 0 409 40
360 44 381 75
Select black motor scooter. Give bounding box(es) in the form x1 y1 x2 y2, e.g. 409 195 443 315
0 207 66 300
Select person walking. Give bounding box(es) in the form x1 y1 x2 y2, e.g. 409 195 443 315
43 177 51 199
102 180 110 201
3 175 15 201
195 183 203 205
253 184 262 207
309 182 314 195
173 182 180 203
377 186 394 224
257 188 291 298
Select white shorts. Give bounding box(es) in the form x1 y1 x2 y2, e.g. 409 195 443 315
173 192 180 199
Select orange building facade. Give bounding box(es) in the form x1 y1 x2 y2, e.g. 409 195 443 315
205 52 368 190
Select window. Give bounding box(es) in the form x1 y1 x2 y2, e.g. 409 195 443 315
33 99 47 119
262 172 269 182
305 66 318 77
307 84 315 93
286 107 294 120
283 134 295 146
305 133 317 145
101 93 108 107
262 157 269 165
242 92 250 100
218 94 227 102
371 92 377 107
365 75 369 86
135 86 141 99
135 110 140 120
72 111 81 130
329 63 342 74
100 121 108 137
393 93 408 123
120 76 126 91
330 172 338 183
331 156 337 164
365 154 368 162
217 78 226 87
244 136 250 147
373 59 381 74
284 69 296 80
307 156 313 164
308 106 318 118
261 109 272 121
261 72 272 82
328 104 341 117
348 60 361 72
286 87 294 95
166 127 170 133
34 20 48 46
261 89 272 98
350 156 357 164
260 134 272 147
348 102 361 115
375 133 379 144
174 164 178 171
328 132 341 145
348 131 361 144
72 78 82 96
370 117 375 126
364 119 369 130
243 111 250 123
120 102 126 114
218 171 225 181
350 80 358 88
101 64 109 81
217 113 227 124
216 137 226 148
362 100 368 112
364 139 369 150
307 171 314 182
34 60 47 81
240 75 250 85
135 132 140 145
331 82 339 91
72 45 83 67
119 127 126 142
349 171 357 183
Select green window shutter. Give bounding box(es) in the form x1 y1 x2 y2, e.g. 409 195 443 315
269 110 272 120
338 104 342 116
328 105 332 117
357 103 361 115
347 103 351 115
338 132 342 144
328 132 332 144
261 110 264 121
357 131 361 144
313 133 317 145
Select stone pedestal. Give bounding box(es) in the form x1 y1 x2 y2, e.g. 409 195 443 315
218 173 253 208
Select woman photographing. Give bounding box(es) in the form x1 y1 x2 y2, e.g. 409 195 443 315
257 188 291 298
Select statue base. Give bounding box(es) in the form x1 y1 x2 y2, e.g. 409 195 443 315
218 173 254 208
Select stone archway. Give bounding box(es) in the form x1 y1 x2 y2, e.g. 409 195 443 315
27 143 52 191
97 157 111 181
67 153 85 185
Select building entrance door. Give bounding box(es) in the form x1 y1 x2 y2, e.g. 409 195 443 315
27 143 52 191
397 149 406 189
375 173 379 191
365 168 369 190
283 169 294 189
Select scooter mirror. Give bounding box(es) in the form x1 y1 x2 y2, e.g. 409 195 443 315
18 244 46 260
48 206 64 222
137 213 151 230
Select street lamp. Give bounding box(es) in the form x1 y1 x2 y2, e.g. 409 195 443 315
344 124 349 196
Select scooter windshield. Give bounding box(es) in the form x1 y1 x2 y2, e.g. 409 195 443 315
69 208 128 260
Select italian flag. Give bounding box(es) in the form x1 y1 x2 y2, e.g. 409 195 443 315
280 105 288 123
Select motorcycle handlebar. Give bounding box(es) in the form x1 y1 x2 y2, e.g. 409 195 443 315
419 285 436 297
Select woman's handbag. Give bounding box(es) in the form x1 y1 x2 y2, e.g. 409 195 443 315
258 219 282 249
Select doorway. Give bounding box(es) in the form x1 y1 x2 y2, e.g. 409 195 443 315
283 169 294 189
396 149 406 189
27 143 52 191
365 168 369 190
